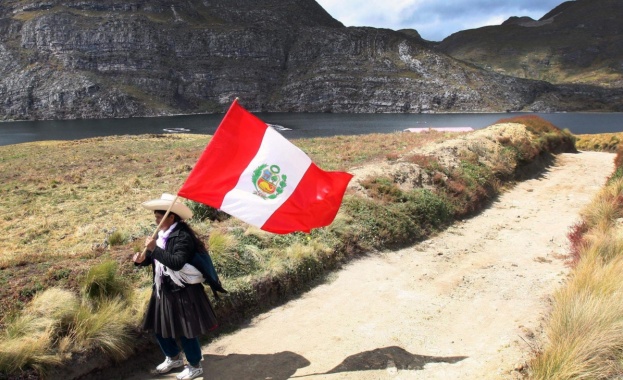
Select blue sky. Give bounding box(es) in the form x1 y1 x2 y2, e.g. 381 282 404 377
315 0 567 41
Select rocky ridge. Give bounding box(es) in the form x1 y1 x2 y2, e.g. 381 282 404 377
0 0 621 121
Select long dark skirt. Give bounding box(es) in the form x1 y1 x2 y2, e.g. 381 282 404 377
142 283 218 339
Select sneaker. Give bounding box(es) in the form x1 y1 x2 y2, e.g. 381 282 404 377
176 364 203 380
155 356 184 374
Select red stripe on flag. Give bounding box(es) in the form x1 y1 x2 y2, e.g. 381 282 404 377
179 100 268 208
261 163 353 234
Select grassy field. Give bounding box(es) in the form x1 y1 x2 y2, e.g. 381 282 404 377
0 117 577 378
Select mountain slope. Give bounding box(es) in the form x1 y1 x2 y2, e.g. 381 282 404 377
0 0 621 120
437 0 623 88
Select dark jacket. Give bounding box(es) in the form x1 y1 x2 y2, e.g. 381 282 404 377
137 223 197 291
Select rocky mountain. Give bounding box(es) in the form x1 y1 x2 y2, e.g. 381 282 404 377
0 0 621 121
437 0 623 88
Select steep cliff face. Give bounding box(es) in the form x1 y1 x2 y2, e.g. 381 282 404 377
0 0 621 120
437 0 623 88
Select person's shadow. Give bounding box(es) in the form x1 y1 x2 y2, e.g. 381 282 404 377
204 346 467 379
203 351 310 380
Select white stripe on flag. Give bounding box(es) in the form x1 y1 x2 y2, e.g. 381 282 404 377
220 127 312 227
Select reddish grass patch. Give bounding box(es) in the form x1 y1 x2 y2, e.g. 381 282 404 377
494 115 559 134
567 221 589 267
404 154 441 171
614 148 623 169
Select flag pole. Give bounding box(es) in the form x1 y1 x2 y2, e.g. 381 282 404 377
136 194 180 262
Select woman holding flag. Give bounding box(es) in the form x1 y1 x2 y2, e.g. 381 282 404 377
130 99 350 379
133 193 217 380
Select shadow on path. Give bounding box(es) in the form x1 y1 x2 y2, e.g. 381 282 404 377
291 346 467 377
203 351 310 380
81 344 466 379
201 346 466 379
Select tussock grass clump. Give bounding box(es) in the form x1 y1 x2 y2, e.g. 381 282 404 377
80 261 130 303
0 276 141 376
530 253 623 379
68 298 136 361
529 150 623 379
0 333 63 376
107 230 127 246
578 177 623 232
0 288 78 375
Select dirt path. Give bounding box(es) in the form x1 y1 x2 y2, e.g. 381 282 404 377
112 151 613 380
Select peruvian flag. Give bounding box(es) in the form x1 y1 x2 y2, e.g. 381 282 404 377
178 99 353 234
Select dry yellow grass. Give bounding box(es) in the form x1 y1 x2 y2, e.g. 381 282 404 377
529 168 623 379
575 132 623 152
0 131 450 323
1 135 200 264
530 252 623 379
0 132 445 265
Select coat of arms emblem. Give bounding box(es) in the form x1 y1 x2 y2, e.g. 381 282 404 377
252 164 287 199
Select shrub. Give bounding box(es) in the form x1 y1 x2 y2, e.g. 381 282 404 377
397 189 453 232
440 160 497 217
360 176 405 203
341 195 421 250
188 201 230 222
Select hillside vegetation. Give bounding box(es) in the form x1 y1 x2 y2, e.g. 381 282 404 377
0 117 576 378
437 0 623 88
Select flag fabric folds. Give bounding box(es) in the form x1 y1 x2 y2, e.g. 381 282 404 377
178 99 353 234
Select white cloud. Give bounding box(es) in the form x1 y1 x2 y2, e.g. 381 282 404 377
318 0 423 29
316 0 564 41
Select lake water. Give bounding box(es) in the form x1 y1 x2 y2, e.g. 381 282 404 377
0 112 622 146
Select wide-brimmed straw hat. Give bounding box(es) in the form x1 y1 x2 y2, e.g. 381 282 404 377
141 193 193 220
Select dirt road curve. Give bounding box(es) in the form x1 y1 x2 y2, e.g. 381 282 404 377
112 151 614 380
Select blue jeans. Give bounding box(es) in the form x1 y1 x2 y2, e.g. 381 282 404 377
155 333 202 367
